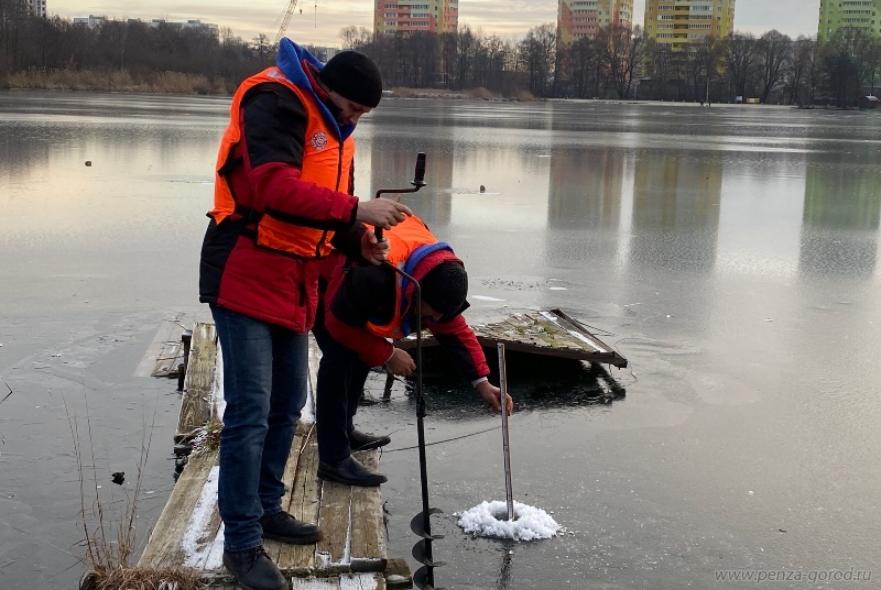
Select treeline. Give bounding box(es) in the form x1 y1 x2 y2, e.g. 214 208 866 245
2 0 879 106
345 24 881 106
0 0 272 92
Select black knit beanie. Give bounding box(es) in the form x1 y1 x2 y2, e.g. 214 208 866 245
318 51 383 108
421 261 469 318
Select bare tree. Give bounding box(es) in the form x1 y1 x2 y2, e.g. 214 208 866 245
252 33 272 60
517 23 556 96
566 37 598 98
455 25 477 88
726 32 758 100
757 30 792 103
788 37 817 105
340 26 371 50
598 24 644 99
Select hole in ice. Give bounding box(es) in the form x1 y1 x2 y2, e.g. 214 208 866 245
491 508 520 522
457 500 560 541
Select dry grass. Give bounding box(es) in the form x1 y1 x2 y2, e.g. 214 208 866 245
389 86 468 99
81 566 204 590
6 68 230 94
466 86 495 100
191 417 223 455
510 88 537 102
66 397 204 590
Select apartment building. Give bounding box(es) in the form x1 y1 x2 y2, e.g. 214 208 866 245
818 0 881 42
558 0 634 45
374 0 458 35
26 0 47 18
644 0 736 50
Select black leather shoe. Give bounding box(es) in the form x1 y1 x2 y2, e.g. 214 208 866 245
222 546 287 590
260 510 322 545
318 455 388 487
349 429 391 451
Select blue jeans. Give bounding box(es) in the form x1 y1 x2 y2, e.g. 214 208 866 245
211 306 308 552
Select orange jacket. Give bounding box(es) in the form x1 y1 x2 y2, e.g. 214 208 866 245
365 215 454 339
200 41 362 332
212 66 355 258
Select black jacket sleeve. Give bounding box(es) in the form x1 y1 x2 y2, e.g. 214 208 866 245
241 83 308 168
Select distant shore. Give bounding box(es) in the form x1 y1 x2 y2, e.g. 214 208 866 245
0 69 540 101
1 69 232 95
2 70 864 110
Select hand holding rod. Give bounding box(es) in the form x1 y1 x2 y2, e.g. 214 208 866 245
374 152 427 241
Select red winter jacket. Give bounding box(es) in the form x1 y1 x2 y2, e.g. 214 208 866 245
321 251 491 382
199 72 364 331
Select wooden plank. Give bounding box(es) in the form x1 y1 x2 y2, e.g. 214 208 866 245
397 308 628 368
277 426 321 573
138 449 218 569
177 322 218 442
265 429 307 562
134 312 186 378
290 578 339 589
340 573 384 590
151 338 185 378
315 479 353 567
349 450 386 572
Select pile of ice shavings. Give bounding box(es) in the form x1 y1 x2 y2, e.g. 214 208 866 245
457 500 560 541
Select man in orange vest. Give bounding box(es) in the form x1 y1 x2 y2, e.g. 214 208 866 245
199 40 410 590
314 215 514 487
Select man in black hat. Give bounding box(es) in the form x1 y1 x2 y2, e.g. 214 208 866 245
201 39 410 590
313 215 514 487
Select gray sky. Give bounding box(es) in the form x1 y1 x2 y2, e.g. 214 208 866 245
51 0 821 47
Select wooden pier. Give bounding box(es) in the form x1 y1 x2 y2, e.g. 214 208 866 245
136 322 411 589
131 308 626 589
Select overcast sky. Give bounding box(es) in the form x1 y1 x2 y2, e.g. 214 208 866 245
51 0 822 47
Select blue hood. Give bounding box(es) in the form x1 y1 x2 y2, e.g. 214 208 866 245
276 38 354 140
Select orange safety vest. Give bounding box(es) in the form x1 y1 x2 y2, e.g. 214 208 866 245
366 215 453 340
211 66 355 258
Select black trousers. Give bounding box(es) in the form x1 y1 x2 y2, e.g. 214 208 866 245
313 307 371 465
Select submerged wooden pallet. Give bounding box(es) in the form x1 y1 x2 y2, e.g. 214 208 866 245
400 308 628 368
137 326 404 589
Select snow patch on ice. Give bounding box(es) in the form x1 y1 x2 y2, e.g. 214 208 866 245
457 500 560 542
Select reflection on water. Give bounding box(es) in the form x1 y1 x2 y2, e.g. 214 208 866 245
4 93 881 590
800 154 881 277
367 119 454 228
547 146 624 230
631 150 722 273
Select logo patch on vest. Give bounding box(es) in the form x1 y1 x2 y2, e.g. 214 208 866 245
310 131 328 151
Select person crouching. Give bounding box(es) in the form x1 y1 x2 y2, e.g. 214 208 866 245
313 214 514 486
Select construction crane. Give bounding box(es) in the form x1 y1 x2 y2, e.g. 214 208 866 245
274 0 298 44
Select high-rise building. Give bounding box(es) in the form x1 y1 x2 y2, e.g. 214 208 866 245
558 0 633 45
644 0 736 50
374 0 458 35
26 0 47 18
818 0 881 43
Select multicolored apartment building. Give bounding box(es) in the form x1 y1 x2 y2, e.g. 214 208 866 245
557 0 634 45
644 0 736 50
374 0 458 35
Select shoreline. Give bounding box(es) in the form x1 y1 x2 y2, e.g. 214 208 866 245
0 74 863 110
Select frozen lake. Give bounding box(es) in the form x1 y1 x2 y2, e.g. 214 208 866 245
1 91 879 589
